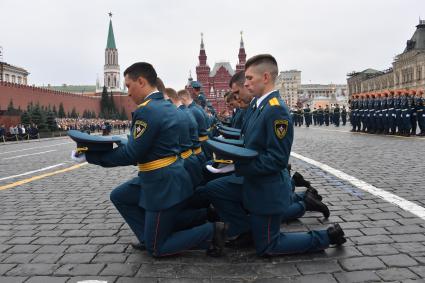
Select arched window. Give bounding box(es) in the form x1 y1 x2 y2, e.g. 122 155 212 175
108 76 111 86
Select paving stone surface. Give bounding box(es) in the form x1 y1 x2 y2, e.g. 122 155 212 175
0 126 425 282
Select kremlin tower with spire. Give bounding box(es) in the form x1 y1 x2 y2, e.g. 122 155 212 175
96 13 122 93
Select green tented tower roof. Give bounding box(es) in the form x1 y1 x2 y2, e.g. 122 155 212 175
106 19 116 49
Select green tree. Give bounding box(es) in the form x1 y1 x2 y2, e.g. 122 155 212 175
100 86 109 118
46 111 57 131
109 91 117 115
31 105 47 131
120 107 128 120
21 111 30 125
27 102 34 113
6 99 20 115
52 104 58 116
31 104 41 124
70 107 78 118
58 103 66 118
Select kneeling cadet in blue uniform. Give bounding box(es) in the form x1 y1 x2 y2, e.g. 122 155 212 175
198 55 346 256
72 62 226 257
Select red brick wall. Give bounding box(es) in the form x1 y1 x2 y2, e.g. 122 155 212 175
112 94 137 118
0 82 100 115
0 82 137 119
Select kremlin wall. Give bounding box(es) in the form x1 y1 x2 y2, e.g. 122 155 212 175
0 81 137 120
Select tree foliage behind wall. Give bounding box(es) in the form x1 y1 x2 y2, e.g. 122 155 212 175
100 86 120 119
18 101 54 131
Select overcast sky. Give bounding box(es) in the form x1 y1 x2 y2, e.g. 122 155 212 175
1 0 424 88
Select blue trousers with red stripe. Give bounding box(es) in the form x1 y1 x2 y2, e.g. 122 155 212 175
251 214 329 255
197 175 329 256
110 179 213 257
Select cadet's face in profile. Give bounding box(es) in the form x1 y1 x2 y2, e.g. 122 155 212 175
229 99 239 109
191 88 200 100
231 83 250 104
125 75 143 104
244 66 264 97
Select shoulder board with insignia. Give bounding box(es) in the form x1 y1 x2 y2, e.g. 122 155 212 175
138 99 152 108
269 97 280 107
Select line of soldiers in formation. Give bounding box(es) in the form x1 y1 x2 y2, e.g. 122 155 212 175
349 90 425 136
73 56 345 259
291 104 348 128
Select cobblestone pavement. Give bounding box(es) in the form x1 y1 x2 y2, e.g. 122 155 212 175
0 127 425 282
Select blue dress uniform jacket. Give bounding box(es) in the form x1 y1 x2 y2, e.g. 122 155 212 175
189 100 211 161
418 97 425 134
241 99 257 136
231 108 245 129
188 101 208 138
178 104 203 187
86 92 193 211
197 93 207 109
235 91 293 215
180 105 201 151
176 105 193 153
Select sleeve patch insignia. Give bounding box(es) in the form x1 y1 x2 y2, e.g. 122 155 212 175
133 120 147 139
274 119 288 139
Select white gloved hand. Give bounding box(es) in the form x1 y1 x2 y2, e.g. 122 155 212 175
206 164 235 174
71 150 87 163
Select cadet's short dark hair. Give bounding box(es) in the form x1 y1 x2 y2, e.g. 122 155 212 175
177 89 190 98
165 88 178 99
225 92 237 102
229 71 245 88
245 54 278 82
124 62 157 86
156 77 166 92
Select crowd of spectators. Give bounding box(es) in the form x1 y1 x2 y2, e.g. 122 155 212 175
0 118 131 142
0 124 39 141
56 118 131 135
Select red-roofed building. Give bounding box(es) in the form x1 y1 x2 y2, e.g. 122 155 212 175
187 32 247 115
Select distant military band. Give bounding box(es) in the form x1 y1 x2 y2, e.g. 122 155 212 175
291 104 348 128
350 90 425 136
69 55 346 259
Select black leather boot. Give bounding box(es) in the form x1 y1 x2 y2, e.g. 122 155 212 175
304 193 330 218
131 242 146 251
207 222 228 257
305 187 323 201
292 172 311 188
327 223 346 245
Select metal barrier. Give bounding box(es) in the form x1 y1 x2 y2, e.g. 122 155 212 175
1 133 40 143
